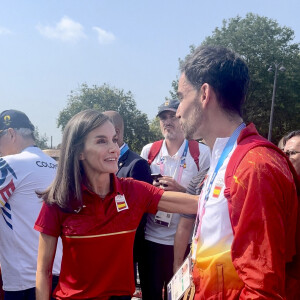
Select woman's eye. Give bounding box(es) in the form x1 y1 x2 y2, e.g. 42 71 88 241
97 139 107 144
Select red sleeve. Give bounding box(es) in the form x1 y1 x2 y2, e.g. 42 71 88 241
34 202 63 237
229 147 298 299
143 183 164 214
127 179 164 214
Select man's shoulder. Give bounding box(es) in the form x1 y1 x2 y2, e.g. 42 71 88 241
119 149 152 182
140 142 155 159
0 147 57 187
226 128 282 179
243 145 288 168
235 146 293 184
0 151 31 169
141 142 155 152
1 147 56 167
0 147 57 204
120 149 147 166
126 149 145 161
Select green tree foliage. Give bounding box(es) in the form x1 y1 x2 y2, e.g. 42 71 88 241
57 83 152 153
172 13 300 143
34 127 48 149
149 117 163 141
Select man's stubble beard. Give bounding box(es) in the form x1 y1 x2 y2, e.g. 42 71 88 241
182 100 203 140
164 130 180 141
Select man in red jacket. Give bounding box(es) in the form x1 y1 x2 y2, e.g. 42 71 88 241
176 45 299 299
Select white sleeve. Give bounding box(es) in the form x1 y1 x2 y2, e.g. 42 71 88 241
140 143 153 160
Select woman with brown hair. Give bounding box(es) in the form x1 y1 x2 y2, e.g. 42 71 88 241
34 109 198 300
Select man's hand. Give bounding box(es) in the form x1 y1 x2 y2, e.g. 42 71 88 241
157 176 186 192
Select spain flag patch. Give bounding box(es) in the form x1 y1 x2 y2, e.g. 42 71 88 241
115 194 129 212
212 185 222 198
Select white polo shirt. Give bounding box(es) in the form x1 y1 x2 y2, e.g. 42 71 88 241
141 139 211 245
0 146 62 291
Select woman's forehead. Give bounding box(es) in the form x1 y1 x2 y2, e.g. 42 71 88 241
89 121 116 137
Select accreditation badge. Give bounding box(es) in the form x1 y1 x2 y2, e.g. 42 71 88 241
154 210 173 227
167 253 192 300
115 194 128 212
212 177 224 199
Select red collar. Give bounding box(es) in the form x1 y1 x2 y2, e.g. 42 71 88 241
236 123 258 144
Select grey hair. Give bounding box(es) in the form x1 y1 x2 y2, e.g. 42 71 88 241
14 128 35 140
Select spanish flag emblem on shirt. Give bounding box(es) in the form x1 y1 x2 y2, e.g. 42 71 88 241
212 185 222 198
115 194 129 212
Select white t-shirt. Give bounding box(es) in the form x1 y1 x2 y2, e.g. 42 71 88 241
0 146 62 291
195 137 236 258
141 139 211 245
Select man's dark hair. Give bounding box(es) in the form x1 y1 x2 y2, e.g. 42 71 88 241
283 130 300 146
181 45 250 116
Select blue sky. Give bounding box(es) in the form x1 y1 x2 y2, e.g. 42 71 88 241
0 0 299 147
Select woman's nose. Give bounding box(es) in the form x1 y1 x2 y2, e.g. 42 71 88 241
109 142 120 155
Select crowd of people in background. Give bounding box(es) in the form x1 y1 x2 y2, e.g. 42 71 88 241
0 44 299 300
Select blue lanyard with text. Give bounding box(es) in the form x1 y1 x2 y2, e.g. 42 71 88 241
204 123 246 202
180 140 189 168
119 143 129 161
159 140 189 183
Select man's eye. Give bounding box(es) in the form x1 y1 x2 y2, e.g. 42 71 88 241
113 138 118 143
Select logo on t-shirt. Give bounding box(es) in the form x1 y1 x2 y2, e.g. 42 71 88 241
115 194 128 212
212 184 223 198
0 159 16 230
0 158 17 186
36 161 57 169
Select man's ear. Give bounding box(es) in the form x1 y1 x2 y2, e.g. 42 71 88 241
200 83 214 108
7 128 16 140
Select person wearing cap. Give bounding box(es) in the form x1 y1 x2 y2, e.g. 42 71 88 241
140 100 210 300
0 109 62 300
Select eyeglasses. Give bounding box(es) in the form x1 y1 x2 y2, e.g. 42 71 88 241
284 150 300 157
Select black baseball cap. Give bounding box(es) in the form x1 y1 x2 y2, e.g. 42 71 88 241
0 110 35 132
157 99 180 117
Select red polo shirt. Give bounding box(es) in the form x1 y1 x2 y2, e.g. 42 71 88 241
34 175 164 299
